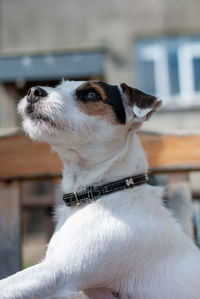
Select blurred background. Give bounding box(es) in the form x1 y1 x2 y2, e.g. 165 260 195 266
0 0 200 276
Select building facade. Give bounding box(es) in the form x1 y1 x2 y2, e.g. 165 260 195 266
0 0 200 133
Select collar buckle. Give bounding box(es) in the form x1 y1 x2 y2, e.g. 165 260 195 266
74 192 80 206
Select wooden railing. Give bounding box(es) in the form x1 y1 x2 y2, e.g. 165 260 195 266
0 130 200 278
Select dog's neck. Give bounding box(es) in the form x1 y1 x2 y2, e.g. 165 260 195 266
57 130 148 194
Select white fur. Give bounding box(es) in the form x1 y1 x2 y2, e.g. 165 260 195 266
1 80 200 299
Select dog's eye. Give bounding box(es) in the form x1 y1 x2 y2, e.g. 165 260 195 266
86 92 96 101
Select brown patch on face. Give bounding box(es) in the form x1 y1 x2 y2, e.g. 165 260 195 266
89 82 107 102
77 99 118 125
76 82 122 125
76 82 107 101
76 81 126 125
120 83 132 102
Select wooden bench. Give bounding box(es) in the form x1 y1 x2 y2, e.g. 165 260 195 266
0 131 200 278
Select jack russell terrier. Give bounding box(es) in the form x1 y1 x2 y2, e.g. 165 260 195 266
1 80 200 299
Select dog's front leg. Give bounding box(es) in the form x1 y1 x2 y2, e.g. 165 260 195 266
0 261 79 299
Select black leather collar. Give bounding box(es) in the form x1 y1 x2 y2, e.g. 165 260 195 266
63 173 148 207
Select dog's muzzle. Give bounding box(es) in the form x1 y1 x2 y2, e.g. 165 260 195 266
27 86 47 103
26 87 47 113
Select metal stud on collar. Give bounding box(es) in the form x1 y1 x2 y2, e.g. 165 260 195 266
125 178 134 187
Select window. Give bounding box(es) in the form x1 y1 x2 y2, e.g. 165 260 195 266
135 37 200 108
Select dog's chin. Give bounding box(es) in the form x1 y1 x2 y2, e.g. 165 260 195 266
22 116 59 142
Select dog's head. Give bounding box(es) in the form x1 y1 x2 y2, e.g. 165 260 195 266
18 81 161 148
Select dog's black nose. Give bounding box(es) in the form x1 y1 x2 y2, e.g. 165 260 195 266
27 87 47 103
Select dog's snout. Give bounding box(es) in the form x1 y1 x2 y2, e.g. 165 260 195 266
27 87 47 103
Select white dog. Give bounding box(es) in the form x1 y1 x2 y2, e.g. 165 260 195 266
1 80 200 299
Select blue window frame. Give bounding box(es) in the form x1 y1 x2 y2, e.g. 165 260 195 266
0 50 105 82
193 57 200 92
135 37 200 108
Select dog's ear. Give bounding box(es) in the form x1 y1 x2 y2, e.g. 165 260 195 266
120 83 162 122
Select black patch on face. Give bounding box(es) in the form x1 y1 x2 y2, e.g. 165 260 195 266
97 82 126 124
76 82 126 124
130 88 156 109
121 83 157 109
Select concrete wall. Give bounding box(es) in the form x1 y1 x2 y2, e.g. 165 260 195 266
1 0 200 84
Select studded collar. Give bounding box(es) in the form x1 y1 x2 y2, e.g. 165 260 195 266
63 173 148 207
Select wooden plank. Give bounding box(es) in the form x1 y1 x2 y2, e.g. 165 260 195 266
0 131 62 180
140 132 200 173
21 180 56 207
22 194 55 207
0 131 200 180
166 173 193 238
0 181 21 278
45 207 55 241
